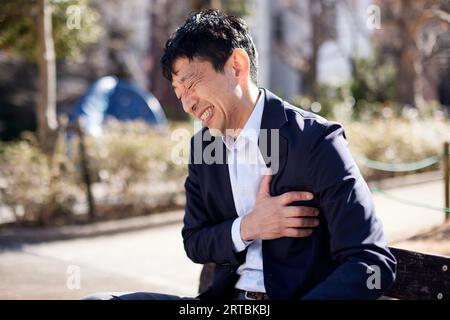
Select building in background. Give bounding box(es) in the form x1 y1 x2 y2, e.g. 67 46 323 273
248 0 373 101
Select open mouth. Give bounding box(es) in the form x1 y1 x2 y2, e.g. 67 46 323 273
200 105 214 123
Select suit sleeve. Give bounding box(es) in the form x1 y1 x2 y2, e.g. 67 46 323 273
181 137 246 266
301 122 397 300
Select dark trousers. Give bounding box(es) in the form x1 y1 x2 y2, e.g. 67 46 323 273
83 291 197 300
83 290 257 300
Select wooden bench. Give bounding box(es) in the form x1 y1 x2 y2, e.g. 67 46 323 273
385 247 450 300
198 247 450 300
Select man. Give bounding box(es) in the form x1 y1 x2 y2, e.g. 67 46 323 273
85 9 396 300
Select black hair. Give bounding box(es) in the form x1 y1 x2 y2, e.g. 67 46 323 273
161 9 258 84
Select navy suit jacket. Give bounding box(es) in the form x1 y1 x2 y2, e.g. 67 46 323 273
182 89 396 300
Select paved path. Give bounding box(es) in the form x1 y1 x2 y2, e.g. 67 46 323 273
0 180 447 299
372 180 446 242
0 223 201 299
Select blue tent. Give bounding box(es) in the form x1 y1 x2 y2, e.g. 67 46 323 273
69 76 167 136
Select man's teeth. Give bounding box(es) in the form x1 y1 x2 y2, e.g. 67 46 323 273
201 106 214 121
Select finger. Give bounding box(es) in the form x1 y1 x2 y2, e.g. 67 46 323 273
276 191 314 205
257 170 273 198
281 206 319 218
283 228 313 238
283 217 319 228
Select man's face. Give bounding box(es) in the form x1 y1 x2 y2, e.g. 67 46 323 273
171 57 243 136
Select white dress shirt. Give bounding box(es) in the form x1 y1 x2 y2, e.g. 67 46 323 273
222 89 267 293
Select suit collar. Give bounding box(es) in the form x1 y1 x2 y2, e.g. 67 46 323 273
260 88 288 131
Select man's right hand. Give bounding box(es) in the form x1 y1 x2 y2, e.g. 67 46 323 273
240 172 320 241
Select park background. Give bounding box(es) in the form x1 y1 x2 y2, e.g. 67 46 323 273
0 0 449 299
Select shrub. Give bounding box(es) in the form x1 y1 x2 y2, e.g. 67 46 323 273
70 120 188 214
346 116 450 180
0 120 190 225
0 133 80 225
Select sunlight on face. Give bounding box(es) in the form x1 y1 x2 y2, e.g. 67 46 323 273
171 57 244 136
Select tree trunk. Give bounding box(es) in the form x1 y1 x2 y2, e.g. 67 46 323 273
301 0 322 100
148 0 188 120
395 10 418 108
36 0 58 155
302 47 318 101
396 49 417 107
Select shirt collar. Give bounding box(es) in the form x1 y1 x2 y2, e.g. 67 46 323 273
223 89 265 150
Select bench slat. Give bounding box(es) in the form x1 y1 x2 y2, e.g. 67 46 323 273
199 247 450 300
386 247 450 300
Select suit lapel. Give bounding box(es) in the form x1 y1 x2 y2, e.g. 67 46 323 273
203 129 239 219
219 141 239 218
258 89 289 196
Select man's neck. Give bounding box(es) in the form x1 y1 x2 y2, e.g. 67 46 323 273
230 85 260 139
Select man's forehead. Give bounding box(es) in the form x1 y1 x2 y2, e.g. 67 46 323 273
171 58 205 87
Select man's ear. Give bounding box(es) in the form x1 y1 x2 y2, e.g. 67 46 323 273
227 49 250 82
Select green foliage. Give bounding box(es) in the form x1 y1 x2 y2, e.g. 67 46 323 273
346 115 450 181
72 120 188 210
290 83 351 121
0 132 80 225
0 0 102 61
290 55 399 122
221 0 253 16
349 55 397 118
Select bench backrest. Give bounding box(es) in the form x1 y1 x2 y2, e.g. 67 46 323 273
199 247 450 299
386 247 450 300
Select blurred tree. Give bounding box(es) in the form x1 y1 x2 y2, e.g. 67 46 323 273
0 0 101 154
148 0 189 120
350 54 396 100
373 0 450 107
0 0 101 60
190 0 252 16
349 54 396 118
274 0 337 100
36 0 57 155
